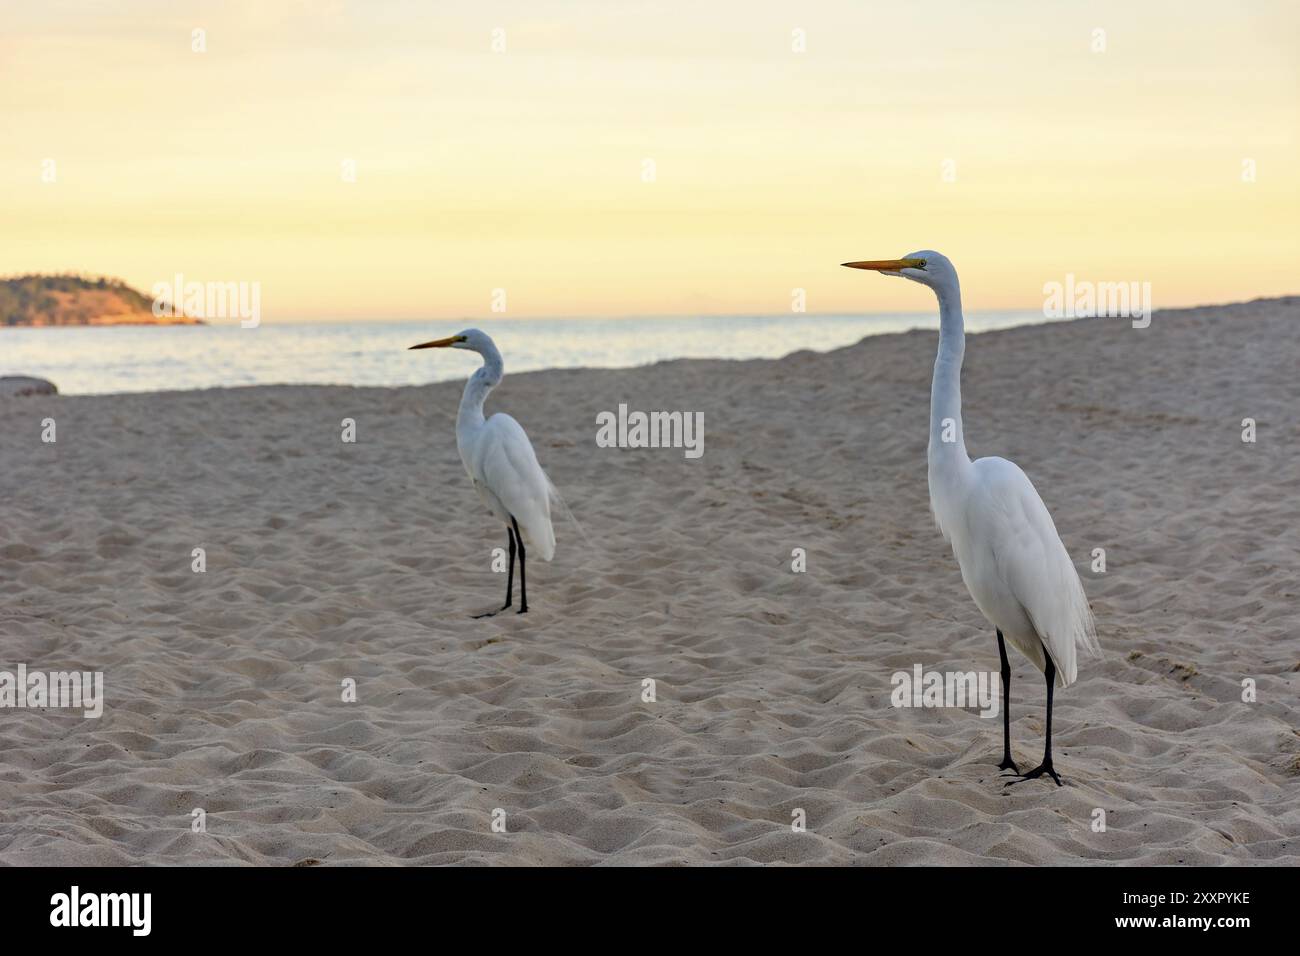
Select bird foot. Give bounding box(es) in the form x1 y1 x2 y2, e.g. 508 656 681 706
997 756 1020 775
472 603 511 619
516 605 528 615
1005 760 1062 787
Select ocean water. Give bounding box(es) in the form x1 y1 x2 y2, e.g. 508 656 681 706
1 312 1048 396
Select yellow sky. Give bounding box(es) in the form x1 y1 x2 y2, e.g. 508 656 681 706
1 0 1296 320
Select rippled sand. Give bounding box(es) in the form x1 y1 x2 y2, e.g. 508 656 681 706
1 297 1297 865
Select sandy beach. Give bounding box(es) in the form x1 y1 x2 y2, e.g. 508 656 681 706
1 297 1297 866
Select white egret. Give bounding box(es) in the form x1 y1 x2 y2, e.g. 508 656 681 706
844 252 1099 785
409 329 555 615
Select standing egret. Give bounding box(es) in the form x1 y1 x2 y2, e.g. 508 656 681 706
409 329 555 616
843 252 1099 785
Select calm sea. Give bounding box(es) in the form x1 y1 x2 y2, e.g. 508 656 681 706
1 312 1048 396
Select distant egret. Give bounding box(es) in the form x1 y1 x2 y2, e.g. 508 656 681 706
843 252 1099 785
409 329 555 615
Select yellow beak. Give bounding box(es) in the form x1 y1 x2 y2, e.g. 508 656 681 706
408 335 466 350
841 258 926 272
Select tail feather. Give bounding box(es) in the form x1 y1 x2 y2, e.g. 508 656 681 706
546 475 597 563
1050 570 1100 688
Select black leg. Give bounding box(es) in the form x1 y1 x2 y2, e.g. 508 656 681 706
512 517 527 614
1008 650 1062 787
503 526 516 609
996 630 1018 774
473 527 516 619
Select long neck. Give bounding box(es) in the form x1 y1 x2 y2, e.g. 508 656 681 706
456 343 503 436
928 278 971 472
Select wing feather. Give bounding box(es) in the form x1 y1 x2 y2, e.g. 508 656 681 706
470 414 556 561
973 458 1099 686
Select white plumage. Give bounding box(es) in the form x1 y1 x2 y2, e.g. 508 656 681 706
844 250 1098 784
409 328 555 615
936 455 1098 687
459 410 556 563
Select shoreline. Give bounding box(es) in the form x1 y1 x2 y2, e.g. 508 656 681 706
4 295 1296 400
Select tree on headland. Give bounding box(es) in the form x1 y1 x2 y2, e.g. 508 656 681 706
0 274 194 326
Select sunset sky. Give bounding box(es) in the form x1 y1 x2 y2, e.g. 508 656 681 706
2 0 1296 320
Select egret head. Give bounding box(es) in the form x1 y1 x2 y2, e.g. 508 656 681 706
841 250 957 294
408 328 493 353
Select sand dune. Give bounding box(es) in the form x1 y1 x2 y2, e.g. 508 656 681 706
1 297 1297 865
